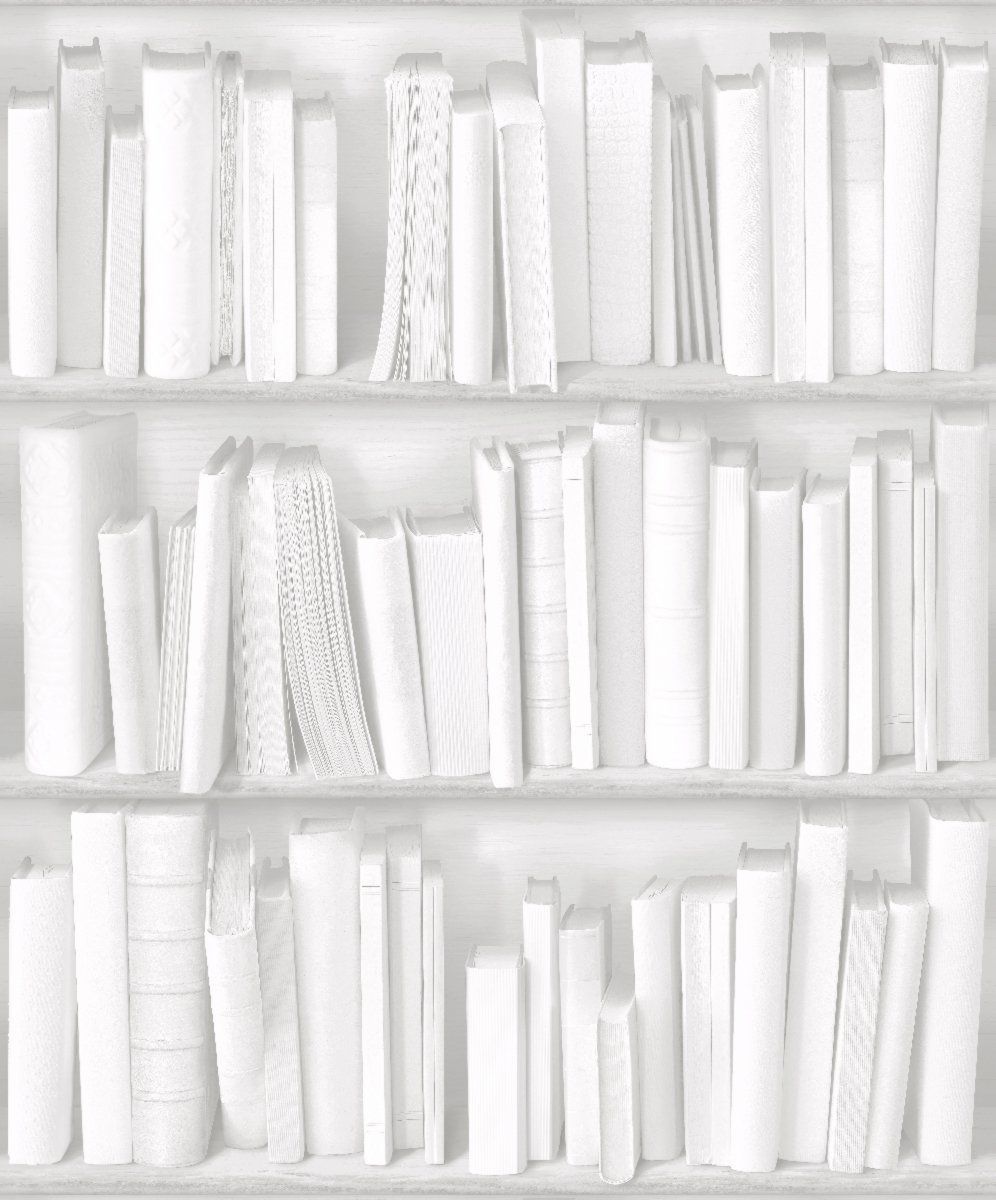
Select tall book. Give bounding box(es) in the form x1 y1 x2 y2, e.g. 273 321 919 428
768 34 806 383
679 94 721 365
652 77 676 367
422 861 445 1165
803 34 832 383
848 438 880 773
359 836 393 1166
672 98 702 362
157 508 196 772
211 51 243 367
103 110 144 379
912 462 937 771
523 877 563 1160
876 429 913 756
295 94 337 376
387 825 424 1150
672 95 692 365
450 91 493 385
561 427 599 769
598 975 641 1185
709 878 735 1168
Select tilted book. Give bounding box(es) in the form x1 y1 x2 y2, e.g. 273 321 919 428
683 95 721 365
523 877 563 1160
848 438 880 773
652 78 676 367
103 110 144 378
672 95 692 364
912 462 937 772
450 91 494 385
295 94 338 376
422 860 445 1165
561 427 599 769
359 835 393 1166
387 825 424 1150
157 508 196 772
876 429 914 756
211 51 243 367
598 975 641 1185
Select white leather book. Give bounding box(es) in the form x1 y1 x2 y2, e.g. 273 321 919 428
561 427 599 769
7 860 76 1166
598 975 641 1185
359 836 393 1166
103 110 144 379
467 945 527 1175
340 511 430 781
709 881 735 1168
802 476 849 777
769 34 806 383
671 98 693 365
644 418 710 768
803 34 832 382
470 439 523 786
211 52 243 367
157 508 196 772
523 877 563 1160
142 45 213 379
748 472 803 770
831 63 883 376
931 404 989 761
730 847 792 1173
99 509 161 774
632 877 682 1161
912 463 937 772
510 438 571 767
486 60 557 392
387 825 424 1150
848 438 880 773
593 401 645 765
907 800 989 1166
450 91 493 385
586 35 653 365
933 42 989 370
708 439 757 769
205 831 267 1149
560 905 611 1167
826 875 888 1173
7 89 56 378
71 802 132 1164
294 93 336 376
404 509 489 777
876 429 913 756
422 861 445 1165
255 857 305 1165
781 801 847 1163
522 11 590 362
880 40 938 372
20 412 137 776
652 78 677 367
288 811 364 1154
702 67 771 376
864 881 927 1170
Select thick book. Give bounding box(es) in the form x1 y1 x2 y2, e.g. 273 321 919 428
523 877 563 1160
450 91 493 385
211 51 243 367
359 836 393 1166
912 462 937 771
769 34 806 382
876 429 914 756
803 34 832 383
103 110 144 378
848 438 880 773
295 94 337 376
561 427 599 769
598 975 641 1185
387 825 424 1150
651 78 676 367
422 861 445 1165
157 508 196 772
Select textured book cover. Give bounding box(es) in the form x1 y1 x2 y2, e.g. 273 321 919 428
103 110 144 378
156 508 196 772
598 975 641 1184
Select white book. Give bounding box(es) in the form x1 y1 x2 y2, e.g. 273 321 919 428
880 41 938 372
7 89 56 378
826 875 888 1173
71 802 132 1164
450 91 493 385
422 861 445 1165
912 463 937 772
876 429 913 756
906 800 989 1166
651 78 677 367
931 404 989 761
359 836 393 1166
561 427 599 769
99 509 161 775
470 439 523 787
686 96 722 365
864 881 927 1170
560 905 611 1167
673 98 707 363
103 110 144 379
803 34 832 382
671 98 693 366
467 946 527 1175
211 51 243 367
781 801 847 1163
387 825 424 1150
708 439 757 769
142 45 213 379
631 877 682 1161
586 35 653 365
709 880 735 1168
288 811 364 1155
769 34 806 383
157 508 196 772
294 93 336 376
7 860 76 1166
523 877 563 1160
848 438 880 773
748 473 803 770
598 975 641 1185
593 401 645 766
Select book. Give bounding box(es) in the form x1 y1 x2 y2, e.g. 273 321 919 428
339 511 430 781
7 859 76 1165
211 51 243 367
709 877 735 1168
523 877 563 1160
98 508 161 774
510 438 571 767
142 45 213 379
470 439 523 787
450 90 494 385
522 10 590 362
467 945 527 1175
708 439 757 769
561 427 599 769
672 97 693 365
912 462 937 771
387 825 424 1150
295 94 337 376
422 860 445 1165
359 836 393 1166
586 34 653 365
876 429 914 756
486 60 557 392
651 78 676 367
631 877 682 1161
71 802 132 1164
769 34 806 383
906 800 989 1166
781 801 847 1163
19 412 137 776
560 905 611 1166
598 975 641 1185
931 404 989 761
103 110 144 378
205 831 267 1149
848 438 880 773
288 812 364 1154
748 472 803 770
593 402 645 766
880 40 938 372
826 875 888 1173
157 508 196 772
803 34 832 383
404 509 489 777
7 89 56 378
673 99 705 362
830 62 883 376
684 95 722 364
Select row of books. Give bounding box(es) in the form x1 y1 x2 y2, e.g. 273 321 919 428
18 401 989 787
466 800 989 1180
7 804 444 1169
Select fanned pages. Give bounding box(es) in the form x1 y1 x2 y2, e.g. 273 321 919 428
157 509 196 772
912 463 937 772
561 427 599 769
450 91 493 385
769 34 806 383
598 976 641 1185
848 439 880 773
652 79 677 367
212 52 243 367
103 110 144 378
876 429 913 756
295 94 337 376
387 825 424 1150
359 835 393 1166
803 34 832 383
523 877 563 1160
422 861 445 1165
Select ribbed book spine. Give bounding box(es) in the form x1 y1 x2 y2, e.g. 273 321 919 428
912 463 937 772
523 878 563 1160
598 976 641 1185
103 110 144 378
211 51 243 367
387 825 424 1150
877 429 914 756
848 438 880 773
295 94 337 376
450 91 494 385
359 837 393 1166
561 427 599 769
422 861 445 1165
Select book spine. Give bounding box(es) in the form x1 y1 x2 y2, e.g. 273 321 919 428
877 437 914 756
680 893 711 1166
295 97 337 376
450 97 493 385
671 102 693 365
157 517 196 772
211 52 243 367
848 443 880 772
652 80 677 367
523 895 563 1159
387 827 423 1150
561 432 599 769
803 38 832 382
709 897 734 1167
676 100 707 363
598 982 641 1185
769 37 805 383
466 960 527 1175
912 465 937 771
687 101 721 365
104 115 144 378
560 928 607 1166
422 863 445 1165
359 847 393 1166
